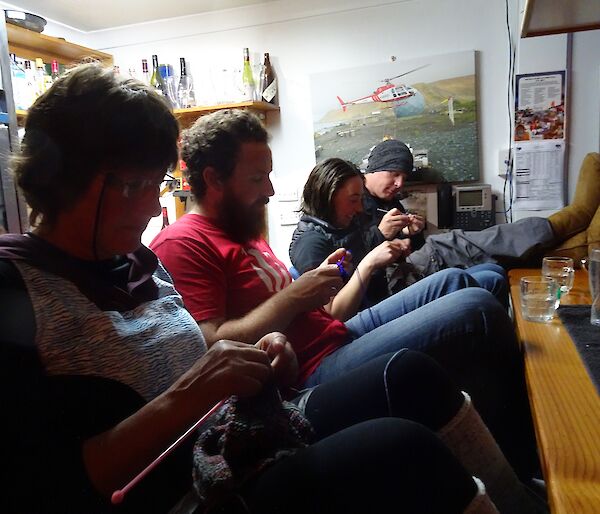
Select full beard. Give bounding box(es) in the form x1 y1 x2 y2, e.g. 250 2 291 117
218 190 269 244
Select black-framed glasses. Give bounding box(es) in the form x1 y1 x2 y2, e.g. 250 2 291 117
105 173 167 199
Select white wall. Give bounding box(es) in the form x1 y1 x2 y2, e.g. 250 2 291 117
7 0 600 264
81 0 527 264
567 29 600 192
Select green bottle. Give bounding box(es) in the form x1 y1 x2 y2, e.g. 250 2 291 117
150 55 167 98
242 48 256 101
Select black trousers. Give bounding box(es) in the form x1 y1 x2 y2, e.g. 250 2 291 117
241 350 477 514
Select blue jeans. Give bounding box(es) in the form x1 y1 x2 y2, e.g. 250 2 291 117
463 263 508 309
304 270 536 476
305 267 512 387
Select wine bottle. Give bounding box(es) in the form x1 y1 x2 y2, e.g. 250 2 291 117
150 54 168 100
242 48 256 101
177 57 196 109
261 52 277 104
51 59 60 82
43 64 53 91
161 207 170 229
141 58 150 84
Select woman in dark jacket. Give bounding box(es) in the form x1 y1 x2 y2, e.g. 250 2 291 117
290 158 508 308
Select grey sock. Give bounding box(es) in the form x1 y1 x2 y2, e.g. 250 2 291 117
439 392 545 514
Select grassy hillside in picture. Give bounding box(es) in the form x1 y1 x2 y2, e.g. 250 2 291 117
314 72 480 184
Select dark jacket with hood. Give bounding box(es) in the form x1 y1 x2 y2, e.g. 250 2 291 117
289 215 389 307
361 190 426 253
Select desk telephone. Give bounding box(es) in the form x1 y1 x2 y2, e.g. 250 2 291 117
437 183 495 231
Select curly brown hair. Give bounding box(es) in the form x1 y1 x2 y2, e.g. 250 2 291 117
12 63 179 227
180 109 269 199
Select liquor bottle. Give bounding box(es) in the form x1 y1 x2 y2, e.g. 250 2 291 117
43 64 54 92
177 57 196 109
51 59 60 81
242 48 256 101
34 58 49 96
161 207 170 229
159 64 178 108
9 53 27 110
261 52 277 104
22 60 37 108
141 58 150 84
150 54 168 100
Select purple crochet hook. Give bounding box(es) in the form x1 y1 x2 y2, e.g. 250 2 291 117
336 255 349 281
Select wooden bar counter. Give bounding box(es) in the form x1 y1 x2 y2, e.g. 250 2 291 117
508 269 600 513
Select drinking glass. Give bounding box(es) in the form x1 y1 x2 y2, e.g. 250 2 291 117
542 256 574 295
254 63 265 100
589 244 600 326
211 67 238 104
520 276 560 323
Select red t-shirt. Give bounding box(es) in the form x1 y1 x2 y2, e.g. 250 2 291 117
149 213 348 384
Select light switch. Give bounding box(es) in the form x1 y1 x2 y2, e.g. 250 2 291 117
276 187 298 202
280 209 300 226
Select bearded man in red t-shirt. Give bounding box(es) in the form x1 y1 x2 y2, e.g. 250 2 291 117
149 110 539 475
150 109 516 389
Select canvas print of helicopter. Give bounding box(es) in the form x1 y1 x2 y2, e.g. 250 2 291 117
310 50 479 184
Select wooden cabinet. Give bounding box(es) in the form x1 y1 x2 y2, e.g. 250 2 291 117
521 0 600 38
7 23 113 65
6 24 114 126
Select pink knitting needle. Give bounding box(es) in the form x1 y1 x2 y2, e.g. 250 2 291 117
111 398 226 505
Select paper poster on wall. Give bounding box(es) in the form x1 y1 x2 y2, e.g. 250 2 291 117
514 141 565 210
515 71 566 141
513 70 566 210
309 50 479 184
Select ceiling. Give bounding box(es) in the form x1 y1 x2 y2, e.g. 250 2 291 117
2 0 274 32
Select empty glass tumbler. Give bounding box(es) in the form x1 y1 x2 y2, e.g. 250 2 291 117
542 256 575 295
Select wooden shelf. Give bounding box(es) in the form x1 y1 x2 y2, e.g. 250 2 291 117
521 0 600 38
173 100 279 128
16 109 26 124
17 101 279 130
7 23 113 65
